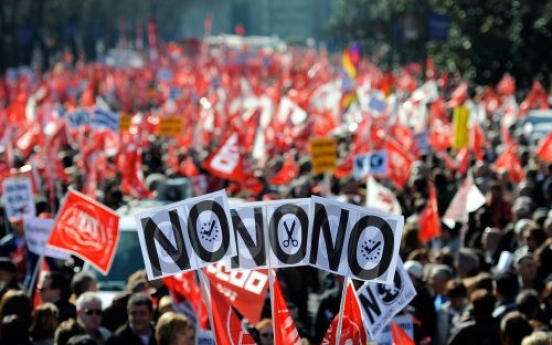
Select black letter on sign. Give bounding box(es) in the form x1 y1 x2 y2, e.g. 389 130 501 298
142 210 190 278
348 215 394 280
268 204 308 265
309 203 349 271
188 200 231 263
230 207 266 269
358 287 382 324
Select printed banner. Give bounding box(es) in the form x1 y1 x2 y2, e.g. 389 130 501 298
135 190 235 280
24 217 71 260
308 196 404 283
2 177 36 219
47 189 119 274
357 258 417 337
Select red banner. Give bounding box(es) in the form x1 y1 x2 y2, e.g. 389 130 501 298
204 262 269 324
47 189 119 274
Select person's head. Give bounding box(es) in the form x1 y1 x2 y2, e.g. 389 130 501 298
157 295 174 317
515 254 538 284
30 302 59 341
522 227 547 251
255 318 274 345
127 270 148 293
54 318 86 345
404 260 425 286
493 272 520 302
0 289 32 328
521 331 550 345
0 314 31 345
500 311 533 345
445 279 468 311
75 292 103 332
469 289 496 321
455 248 480 278
481 227 503 252
155 311 195 345
127 293 154 335
429 264 454 295
516 289 541 320
71 271 98 298
39 271 71 303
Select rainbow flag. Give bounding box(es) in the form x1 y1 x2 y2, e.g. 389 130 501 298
342 49 358 80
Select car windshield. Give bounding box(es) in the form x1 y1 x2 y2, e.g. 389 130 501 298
91 230 144 291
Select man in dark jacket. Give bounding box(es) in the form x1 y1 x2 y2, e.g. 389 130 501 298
106 292 157 345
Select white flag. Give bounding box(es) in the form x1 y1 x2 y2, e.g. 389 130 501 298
443 172 486 227
366 175 402 215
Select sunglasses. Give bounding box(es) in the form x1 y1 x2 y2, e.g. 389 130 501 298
83 309 103 316
260 332 273 338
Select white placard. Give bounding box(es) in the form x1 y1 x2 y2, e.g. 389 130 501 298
24 217 71 259
372 314 414 345
135 190 235 280
2 177 36 219
308 196 404 283
357 258 417 337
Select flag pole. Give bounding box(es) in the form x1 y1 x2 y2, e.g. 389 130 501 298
268 267 277 344
334 276 350 345
197 269 217 343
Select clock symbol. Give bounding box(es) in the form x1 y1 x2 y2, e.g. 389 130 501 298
200 220 219 242
361 238 382 261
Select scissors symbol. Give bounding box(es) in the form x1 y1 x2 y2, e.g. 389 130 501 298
283 220 299 248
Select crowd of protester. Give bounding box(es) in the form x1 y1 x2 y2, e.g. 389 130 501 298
1 38 552 344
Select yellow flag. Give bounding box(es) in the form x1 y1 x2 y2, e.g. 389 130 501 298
452 106 469 149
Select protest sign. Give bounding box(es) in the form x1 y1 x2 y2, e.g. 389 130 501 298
47 189 119 274
2 177 35 219
23 217 71 259
308 196 404 283
372 314 414 345
227 199 311 270
158 116 184 137
310 137 337 174
135 190 235 280
357 258 417 337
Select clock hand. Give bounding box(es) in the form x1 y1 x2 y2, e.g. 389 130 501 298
367 241 381 254
203 220 216 236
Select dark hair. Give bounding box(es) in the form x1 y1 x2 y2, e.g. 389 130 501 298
30 302 59 341
446 279 468 299
128 292 153 313
0 289 32 329
500 311 533 345
54 318 86 345
46 271 72 300
494 272 520 301
515 289 541 320
470 289 496 320
0 314 32 345
71 271 97 298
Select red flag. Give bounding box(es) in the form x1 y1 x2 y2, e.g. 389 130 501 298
391 321 415 345
270 154 299 186
204 263 269 324
321 282 367 345
425 57 436 81
497 73 516 97
273 277 301 345
47 189 119 274
471 121 488 161
385 139 415 190
209 280 257 345
536 133 552 162
447 82 468 108
202 133 243 181
164 272 208 329
33 259 51 308
418 183 441 242
428 119 452 152
494 145 525 183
